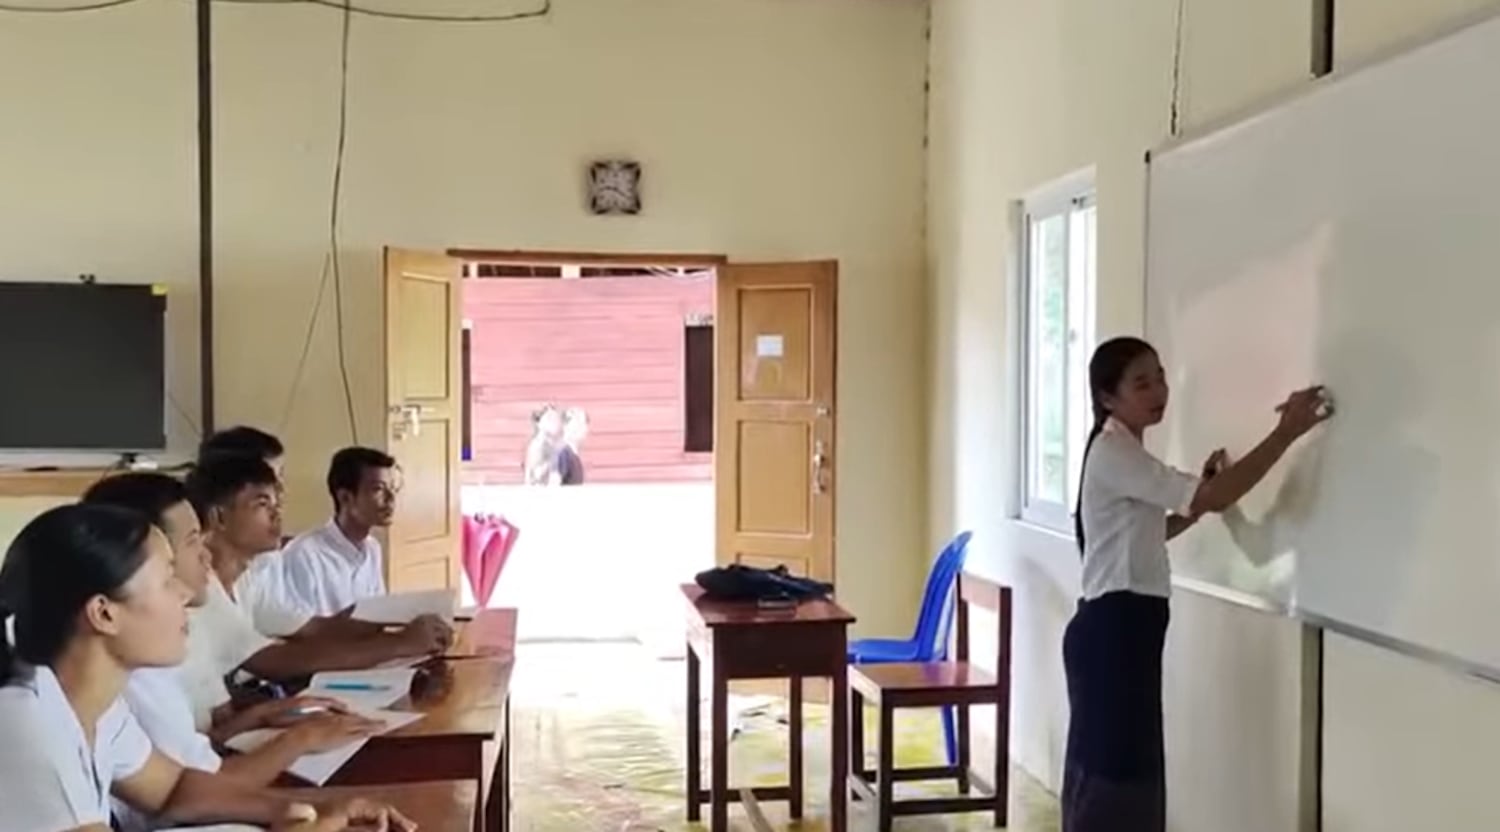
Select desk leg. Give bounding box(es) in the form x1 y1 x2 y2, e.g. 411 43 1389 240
789 675 804 819
484 696 512 832
830 661 849 832
500 697 512 832
711 662 730 831
686 643 701 822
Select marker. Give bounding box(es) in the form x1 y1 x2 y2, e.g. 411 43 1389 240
287 705 331 717
320 683 392 692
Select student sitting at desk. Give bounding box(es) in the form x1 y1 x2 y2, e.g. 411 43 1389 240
279 447 398 618
83 474 383 801
0 503 413 832
199 425 287 486
183 456 449 725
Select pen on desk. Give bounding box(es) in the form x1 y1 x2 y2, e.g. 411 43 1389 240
320 682 392 692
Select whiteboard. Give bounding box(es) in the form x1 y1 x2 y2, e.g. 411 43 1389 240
1146 10 1500 673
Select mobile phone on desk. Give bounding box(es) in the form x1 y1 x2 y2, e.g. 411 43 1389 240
756 596 797 610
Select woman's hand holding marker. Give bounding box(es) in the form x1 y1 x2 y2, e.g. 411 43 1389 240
1275 385 1334 440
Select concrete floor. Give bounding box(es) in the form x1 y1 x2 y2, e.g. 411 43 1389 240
508 641 1061 831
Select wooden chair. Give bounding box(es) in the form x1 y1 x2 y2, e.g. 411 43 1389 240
848 574 1012 830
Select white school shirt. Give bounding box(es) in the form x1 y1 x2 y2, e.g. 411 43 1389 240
0 664 153 831
280 521 387 618
232 553 311 639
122 668 221 773
180 574 274 730
1078 418 1202 600
116 668 221 832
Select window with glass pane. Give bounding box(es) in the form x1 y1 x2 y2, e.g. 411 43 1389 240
1021 188 1096 531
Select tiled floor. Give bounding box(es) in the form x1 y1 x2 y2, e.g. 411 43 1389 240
508 642 1060 831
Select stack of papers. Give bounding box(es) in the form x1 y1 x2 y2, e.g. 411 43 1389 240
352 589 456 624
225 708 424 786
305 668 418 711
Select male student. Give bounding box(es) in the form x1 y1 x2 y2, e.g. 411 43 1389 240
281 447 398 618
198 425 286 484
183 455 450 724
81 474 382 806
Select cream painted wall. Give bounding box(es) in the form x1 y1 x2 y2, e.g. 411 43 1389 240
208 0 929 637
0 0 929 637
927 2 1311 817
0 2 200 457
929 0 1500 829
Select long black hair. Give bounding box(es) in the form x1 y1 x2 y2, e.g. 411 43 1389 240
0 503 155 685
1074 336 1158 553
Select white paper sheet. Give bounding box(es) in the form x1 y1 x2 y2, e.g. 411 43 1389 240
352 589 456 624
305 668 418 711
225 708 424 786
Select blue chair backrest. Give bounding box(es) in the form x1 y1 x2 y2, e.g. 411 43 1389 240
911 531 973 661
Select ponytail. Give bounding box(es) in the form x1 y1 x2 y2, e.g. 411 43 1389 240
1074 410 1107 553
0 602 15 686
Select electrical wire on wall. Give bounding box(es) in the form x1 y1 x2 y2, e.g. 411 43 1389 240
1168 0 1187 136
0 0 548 20
327 0 359 444
3 0 552 446
0 0 138 11
221 0 549 23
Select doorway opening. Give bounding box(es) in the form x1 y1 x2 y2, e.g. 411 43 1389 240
454 253 721 649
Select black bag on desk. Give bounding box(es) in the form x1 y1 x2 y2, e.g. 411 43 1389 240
694 563 833 601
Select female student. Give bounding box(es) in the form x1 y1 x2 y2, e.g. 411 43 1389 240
1063 336 1331 832
0 503 412 832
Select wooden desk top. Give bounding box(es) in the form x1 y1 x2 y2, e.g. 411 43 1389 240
448 608 517 660
681 584 856 627
279 779 476 832
383 657 514 741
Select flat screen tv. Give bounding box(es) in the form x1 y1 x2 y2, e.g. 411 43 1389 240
0 281 167 451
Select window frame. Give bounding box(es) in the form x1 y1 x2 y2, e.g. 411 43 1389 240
1017 173 1098 533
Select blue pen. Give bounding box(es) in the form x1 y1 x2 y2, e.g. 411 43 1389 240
321 682 392 692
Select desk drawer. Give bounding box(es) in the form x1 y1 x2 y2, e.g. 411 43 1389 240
713 623 846 679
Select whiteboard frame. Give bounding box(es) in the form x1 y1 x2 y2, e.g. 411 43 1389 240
1144 2 1500 691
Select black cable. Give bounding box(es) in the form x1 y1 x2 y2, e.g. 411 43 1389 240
330 0 359 444
278 252 332 432
1168 0 1186 136
216 0 549 23
1 0 551 22
0 0 138 11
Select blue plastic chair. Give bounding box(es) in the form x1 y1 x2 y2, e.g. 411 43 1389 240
847 530 973 765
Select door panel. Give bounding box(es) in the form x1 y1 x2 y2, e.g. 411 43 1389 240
715 261 837 583
384 247 463 594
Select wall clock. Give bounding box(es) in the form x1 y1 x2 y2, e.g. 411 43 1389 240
587 160 642 215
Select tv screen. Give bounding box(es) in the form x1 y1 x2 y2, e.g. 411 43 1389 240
0 282 167 451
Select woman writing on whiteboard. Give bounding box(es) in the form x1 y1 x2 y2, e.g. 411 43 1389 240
1062 336 1331 832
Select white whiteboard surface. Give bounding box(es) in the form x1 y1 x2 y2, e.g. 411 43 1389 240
1147 10 1500 673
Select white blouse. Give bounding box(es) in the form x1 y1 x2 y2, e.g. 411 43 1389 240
0 664 153 830
1079 418 1201 600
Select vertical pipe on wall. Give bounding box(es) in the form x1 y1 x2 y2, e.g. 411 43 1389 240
1312 0 1336 77
196 0 215 437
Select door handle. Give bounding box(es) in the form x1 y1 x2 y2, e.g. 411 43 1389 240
389 403 423 438
812 439 829 494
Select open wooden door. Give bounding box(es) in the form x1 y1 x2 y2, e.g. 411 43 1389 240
715 260 837 582
383 247 463 593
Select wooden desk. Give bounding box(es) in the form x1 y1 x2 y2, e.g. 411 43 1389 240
326 610 518 832
682 585 856 832
279 780 477 832
449 608 517 660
